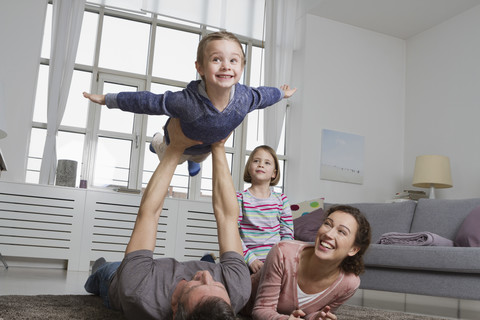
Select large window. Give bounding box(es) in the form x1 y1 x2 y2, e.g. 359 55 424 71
27 3 287 200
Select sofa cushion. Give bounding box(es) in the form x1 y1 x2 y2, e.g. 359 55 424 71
454 205 480 247
290 197 324 220
364 244 480 273
410 198 480 239
293 208 325 242
325 201 417 243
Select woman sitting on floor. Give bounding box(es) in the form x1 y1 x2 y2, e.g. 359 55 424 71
243 204 371 320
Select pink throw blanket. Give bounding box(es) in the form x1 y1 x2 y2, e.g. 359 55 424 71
377 231 454 246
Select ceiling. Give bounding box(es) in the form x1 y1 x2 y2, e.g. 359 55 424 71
306 0 480 39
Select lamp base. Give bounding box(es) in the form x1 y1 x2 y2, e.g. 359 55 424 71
429 185 436 199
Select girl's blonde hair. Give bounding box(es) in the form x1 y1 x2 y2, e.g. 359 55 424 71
243 145 280 186
196 31 246 67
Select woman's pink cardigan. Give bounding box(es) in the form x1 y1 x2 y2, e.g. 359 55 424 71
251 240 360 320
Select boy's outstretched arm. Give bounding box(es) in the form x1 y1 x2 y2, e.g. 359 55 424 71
83 92 106 105
211 135 243 256
280 84 297 98
125 118 202 255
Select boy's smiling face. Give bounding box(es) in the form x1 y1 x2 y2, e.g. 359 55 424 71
196 39 244 92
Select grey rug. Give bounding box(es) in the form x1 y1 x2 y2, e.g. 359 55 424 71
0 295 450 320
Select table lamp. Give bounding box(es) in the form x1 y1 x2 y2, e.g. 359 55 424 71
412 155 452 199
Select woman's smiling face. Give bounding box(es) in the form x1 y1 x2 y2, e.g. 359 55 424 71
314 210 360 262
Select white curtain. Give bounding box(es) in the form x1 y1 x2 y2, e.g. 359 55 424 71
39 0 85 185
263 0 298 151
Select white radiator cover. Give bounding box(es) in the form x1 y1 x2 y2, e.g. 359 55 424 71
0 181 219 271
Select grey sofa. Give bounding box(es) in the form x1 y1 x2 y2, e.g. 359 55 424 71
329 198 480 301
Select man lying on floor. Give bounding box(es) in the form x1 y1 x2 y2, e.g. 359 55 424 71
84 119 251 320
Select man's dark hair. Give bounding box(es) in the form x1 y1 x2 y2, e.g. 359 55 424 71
175 296 237 320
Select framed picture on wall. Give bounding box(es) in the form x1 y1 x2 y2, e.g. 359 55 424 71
320 129 364 184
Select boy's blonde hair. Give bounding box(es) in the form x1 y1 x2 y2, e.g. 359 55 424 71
196 31 246 67
243 145 280 186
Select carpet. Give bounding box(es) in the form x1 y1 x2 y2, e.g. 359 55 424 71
0 295 450 320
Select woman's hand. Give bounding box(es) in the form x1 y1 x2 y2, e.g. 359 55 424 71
314 306 336 320
83 92 106 105
249 259 264 274
288 309 306 319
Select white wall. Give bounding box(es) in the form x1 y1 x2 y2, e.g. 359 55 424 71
0 0 47 182
404 4 480 200
286 14 406 204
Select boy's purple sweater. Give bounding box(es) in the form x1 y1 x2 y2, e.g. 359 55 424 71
105 80 283 155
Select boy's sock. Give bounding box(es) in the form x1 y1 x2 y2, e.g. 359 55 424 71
200 252 216 264
149 132 163 154
188 160 201 177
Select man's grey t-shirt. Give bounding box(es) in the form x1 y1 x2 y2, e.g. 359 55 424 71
108 250 251 320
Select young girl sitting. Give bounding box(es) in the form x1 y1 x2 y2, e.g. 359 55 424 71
237 145 294 274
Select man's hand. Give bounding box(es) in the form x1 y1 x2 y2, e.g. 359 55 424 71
280 84 297 99
211 132 232 151
167 118 203 151
83 92 106 105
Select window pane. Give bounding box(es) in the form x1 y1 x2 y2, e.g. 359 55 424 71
157 16 200 28
33 65 49 123
93 137 131 187
246 109 264 150
62 70 91 128
26 128 47 184
99 16 150 74
200 152 233 197
250 46 264 88
57 131 85 187
34 68 91 128
76 11 99 66
239 43 246 85
142 142 189 198
273 159 285 193
242 155 251 191
25 129 85 187
224 131 234 148
152 27 198 82
41 4 52 59
99 82 136 133
245 109 285 155
276 116 286 156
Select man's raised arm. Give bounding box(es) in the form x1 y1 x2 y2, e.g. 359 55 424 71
211 139 243 256
125 119 201 255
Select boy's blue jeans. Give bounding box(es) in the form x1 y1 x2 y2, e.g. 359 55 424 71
84 262 121 308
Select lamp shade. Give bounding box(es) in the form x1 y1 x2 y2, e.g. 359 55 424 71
412 155 453 188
